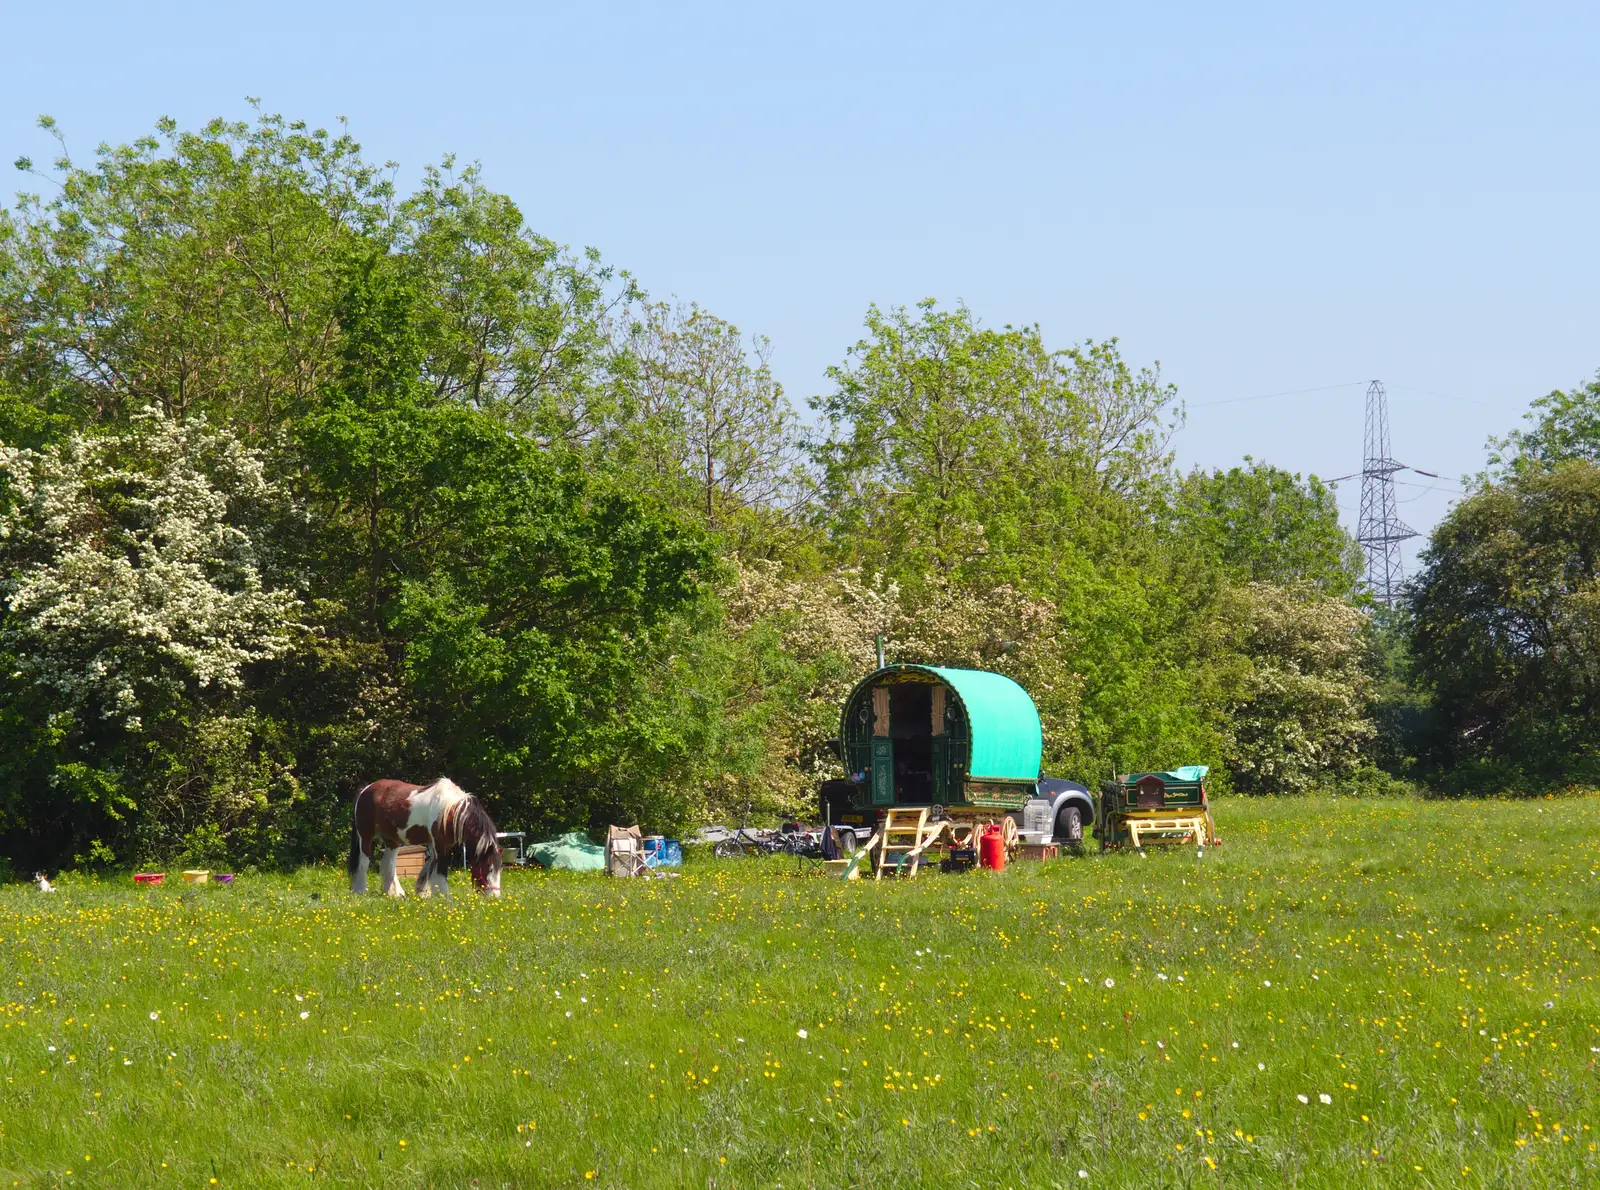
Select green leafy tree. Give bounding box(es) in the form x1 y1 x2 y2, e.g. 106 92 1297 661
2 110 391 436
398 158 630 430
0 111 720 859
292 251 717 833
1178 459 1362 596
1489 370 1600 474
812 302 1181 572
615 302 807 548
1 112 624 448
810 300 1039 577
1023 336 1182 502
1408 461 1600 789
1363 603 1429 782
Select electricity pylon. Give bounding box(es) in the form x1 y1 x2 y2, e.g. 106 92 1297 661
1356 380 1416 606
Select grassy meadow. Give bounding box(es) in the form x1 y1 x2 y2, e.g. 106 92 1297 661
3 796 1599 1188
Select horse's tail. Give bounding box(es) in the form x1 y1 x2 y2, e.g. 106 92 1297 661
347 784 370 879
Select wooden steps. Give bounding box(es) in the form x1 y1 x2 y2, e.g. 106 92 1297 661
874 808 942 880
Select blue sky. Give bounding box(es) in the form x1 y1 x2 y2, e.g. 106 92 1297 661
4 1 1596 572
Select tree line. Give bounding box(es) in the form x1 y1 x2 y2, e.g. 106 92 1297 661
0 110 1593 872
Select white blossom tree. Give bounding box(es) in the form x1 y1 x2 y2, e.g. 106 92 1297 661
0 411 301 731
1219 582 1374 793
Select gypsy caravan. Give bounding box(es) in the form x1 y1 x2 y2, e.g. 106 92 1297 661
818 664 1094 855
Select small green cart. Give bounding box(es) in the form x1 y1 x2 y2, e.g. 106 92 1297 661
1098 766 1220 850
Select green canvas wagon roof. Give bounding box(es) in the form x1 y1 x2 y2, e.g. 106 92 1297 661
842 664 1043 783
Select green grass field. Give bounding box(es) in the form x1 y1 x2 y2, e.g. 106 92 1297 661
3 796 1599 1188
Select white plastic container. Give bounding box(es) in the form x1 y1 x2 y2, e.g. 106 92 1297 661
1021 798 1054 840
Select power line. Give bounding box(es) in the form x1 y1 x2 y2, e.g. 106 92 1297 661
1190 378 1501 413
1393 477 1464 494
1329 474 1461 494
1398 481 1457 503
1189 380 1369 409
1385 382 1500 409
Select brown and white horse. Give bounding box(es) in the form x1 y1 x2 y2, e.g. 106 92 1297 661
348 778 503 897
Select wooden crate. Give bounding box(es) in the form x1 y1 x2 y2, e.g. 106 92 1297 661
392 845 428 881
1016 842 1059 862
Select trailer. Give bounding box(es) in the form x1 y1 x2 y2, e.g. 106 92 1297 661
817 663 1094 856
1097 766 1219 851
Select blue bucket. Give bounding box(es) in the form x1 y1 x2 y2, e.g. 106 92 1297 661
643 837 683 867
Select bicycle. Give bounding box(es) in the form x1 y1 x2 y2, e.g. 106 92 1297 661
707 805 824 861
710 802 774 858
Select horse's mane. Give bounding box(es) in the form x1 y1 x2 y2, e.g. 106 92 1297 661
453 792 500 860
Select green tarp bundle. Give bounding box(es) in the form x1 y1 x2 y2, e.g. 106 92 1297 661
526 831 605 871
1125 765 1209 785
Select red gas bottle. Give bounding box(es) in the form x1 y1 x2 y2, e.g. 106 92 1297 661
979 823 1007 871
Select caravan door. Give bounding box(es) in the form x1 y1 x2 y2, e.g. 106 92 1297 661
870 684 893 805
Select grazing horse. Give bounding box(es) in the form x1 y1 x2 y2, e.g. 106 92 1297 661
348 778 503 897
